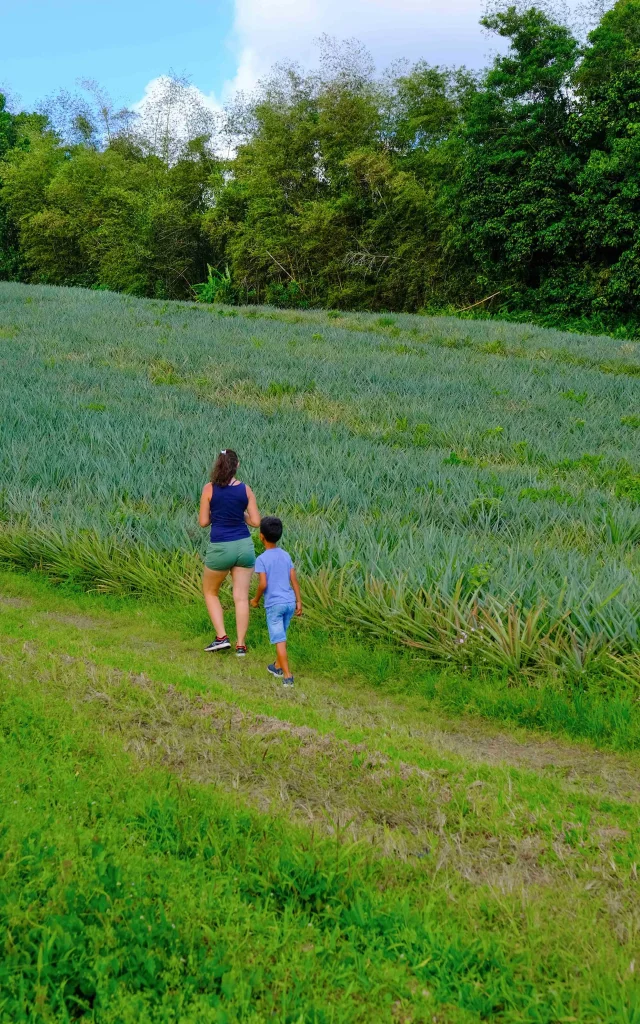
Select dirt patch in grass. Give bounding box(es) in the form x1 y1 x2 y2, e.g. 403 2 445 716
0 594 31 608
125 638 168 651
290 679 640 802
184 652 640 803
404 724 640 803
252 675 640 804
39 611 110 630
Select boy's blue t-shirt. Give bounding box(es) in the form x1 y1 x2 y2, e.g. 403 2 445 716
255 547 295 608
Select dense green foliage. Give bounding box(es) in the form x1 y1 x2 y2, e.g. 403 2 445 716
1 283 638 680
0 95 47 280
1 1 640 332
1 572 639 1021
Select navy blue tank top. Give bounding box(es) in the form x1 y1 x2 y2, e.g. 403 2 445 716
210 482 251 542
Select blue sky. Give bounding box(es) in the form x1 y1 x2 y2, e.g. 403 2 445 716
1 0 494 113
1 0 236 109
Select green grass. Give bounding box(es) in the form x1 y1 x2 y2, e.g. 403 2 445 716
2 572 640 1021
0 282 639 680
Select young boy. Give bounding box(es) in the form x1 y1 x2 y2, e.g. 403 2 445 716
250 516 302 687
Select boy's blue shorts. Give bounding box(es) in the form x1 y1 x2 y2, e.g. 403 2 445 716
265 603 296 644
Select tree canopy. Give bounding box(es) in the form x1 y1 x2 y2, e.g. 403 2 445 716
1 2 639 334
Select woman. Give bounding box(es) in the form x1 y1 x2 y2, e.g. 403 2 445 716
199 449 260 656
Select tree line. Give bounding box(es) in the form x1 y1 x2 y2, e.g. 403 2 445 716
1 1 639 334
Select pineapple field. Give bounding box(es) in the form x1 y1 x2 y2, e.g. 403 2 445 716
1 282 639 680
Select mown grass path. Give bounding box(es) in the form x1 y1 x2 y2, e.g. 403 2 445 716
1 571 639 1021
2 574 640 807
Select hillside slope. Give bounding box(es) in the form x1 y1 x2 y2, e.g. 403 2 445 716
1 282 639 680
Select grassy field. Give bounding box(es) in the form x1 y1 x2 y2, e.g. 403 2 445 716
1 572 639 1022
1 282 639 682
1 283 640 1020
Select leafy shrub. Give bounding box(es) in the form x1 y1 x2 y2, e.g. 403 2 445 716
193 265 236 305
481 339 507 355
149 359 183 385
561 389 588 404
266 381 297 397
468 496 503 524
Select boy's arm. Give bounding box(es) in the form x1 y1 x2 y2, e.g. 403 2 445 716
250 571 267 608
290 567 303 616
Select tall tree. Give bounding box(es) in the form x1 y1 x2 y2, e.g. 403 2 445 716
38 80 135 149
1 124 217 296
0 95 48 279
449 6 581 312
571 0 640 321
206 41 470 309
2 5 640 331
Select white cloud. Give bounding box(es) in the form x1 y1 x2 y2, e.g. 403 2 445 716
134 0 494 127
224 0 490 98
133 75 222 119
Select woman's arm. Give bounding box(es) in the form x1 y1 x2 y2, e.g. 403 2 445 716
244 484 261 528
199 483 213 527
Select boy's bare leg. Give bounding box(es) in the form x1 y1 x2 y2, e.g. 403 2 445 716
275 641 290 677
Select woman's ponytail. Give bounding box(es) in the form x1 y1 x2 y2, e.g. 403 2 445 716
211 449 239 487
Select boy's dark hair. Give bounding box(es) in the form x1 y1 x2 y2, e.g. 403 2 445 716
260 516 283 543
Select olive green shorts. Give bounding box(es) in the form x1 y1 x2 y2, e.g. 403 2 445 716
204 537 256 572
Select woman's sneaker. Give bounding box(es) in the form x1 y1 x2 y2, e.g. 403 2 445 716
204 635 231 652
283 676 294 688
267 663 283 677
236 645 247 657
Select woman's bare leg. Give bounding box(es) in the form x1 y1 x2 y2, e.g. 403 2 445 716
230 566 253 647
203 567 229 637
